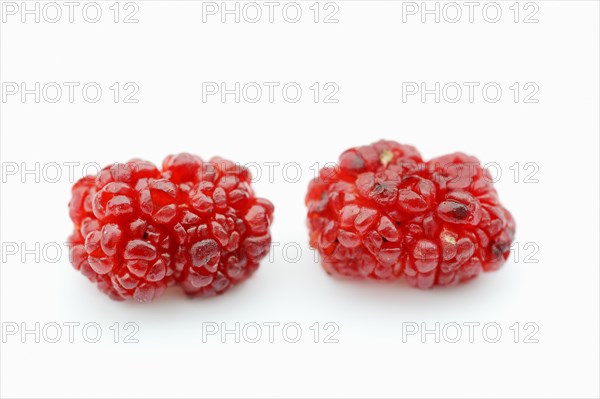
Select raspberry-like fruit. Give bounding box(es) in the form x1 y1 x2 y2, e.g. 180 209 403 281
68 154 274 302
306 140 515 288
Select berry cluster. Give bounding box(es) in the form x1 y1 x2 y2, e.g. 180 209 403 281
68 154 274 302
306 140 515 288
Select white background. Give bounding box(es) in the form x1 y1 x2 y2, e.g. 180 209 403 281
1 1 599 398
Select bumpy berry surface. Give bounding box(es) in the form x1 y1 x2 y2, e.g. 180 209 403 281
68 154 274 302
306 140 515 288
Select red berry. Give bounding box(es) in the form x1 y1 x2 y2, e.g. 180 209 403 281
306 140 515 288
68 154 274 302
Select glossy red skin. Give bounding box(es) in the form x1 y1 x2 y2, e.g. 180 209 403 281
68 154 274 302
306 140 515 288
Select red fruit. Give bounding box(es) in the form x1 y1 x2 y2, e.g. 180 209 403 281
68 154 274 302
306 140 515 288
